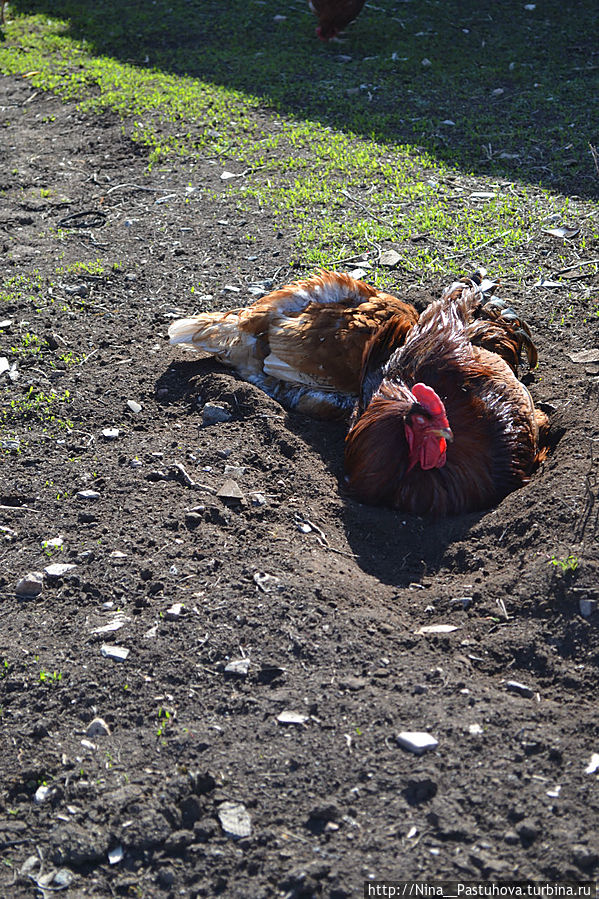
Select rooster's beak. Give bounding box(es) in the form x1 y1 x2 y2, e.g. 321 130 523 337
429 427 453 443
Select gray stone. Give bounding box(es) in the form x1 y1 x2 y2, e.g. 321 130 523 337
201 403 232 425
86 717 111 737
216 479 244 502
16 571 44 598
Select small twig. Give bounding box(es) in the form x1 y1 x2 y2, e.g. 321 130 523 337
555 258 599 275
444 230 511 260
0 505 39 513
341 188 398 233
77 348 98 366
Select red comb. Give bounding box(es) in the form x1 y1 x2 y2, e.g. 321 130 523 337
412 383 445 416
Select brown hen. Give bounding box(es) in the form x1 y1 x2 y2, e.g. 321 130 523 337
345 274 549 517
309 0 366 39
168 270 418 419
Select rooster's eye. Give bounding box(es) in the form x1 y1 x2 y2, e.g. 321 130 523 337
413 415 426 425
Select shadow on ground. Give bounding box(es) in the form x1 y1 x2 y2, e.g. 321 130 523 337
9 0 599 198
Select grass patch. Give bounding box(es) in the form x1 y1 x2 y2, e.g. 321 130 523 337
0 0 597 281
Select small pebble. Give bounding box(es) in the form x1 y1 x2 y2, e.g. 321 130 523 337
127 400 142 414
108 845 124 865
416 624 459 635
584 753 599 775
86 717 111 737
277 710 308 725
100 645 129 662
34 785 53 804
202 403 232 425
225 658 250 677
165 603 183 619
16 572 44 598
217 479 244 502
224 464 245 478
218 802 251 838
44 563 77 578
250 492 266 506
77 490 101 501
468 724 484 736
397 731 439 755
506 680 535 698
91 619 127 635
101 428 120 440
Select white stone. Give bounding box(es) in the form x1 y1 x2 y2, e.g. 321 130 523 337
101 428 120 440
108 845 124 865
416 624 460 635
101 645 129 662
218 801 251 838
77 490 101 500
505 680 534 698
468 724 484 736
277 710 308 725
397 731 439 754
165 603 184 620
44 563 77 578
91 618 127 635
584 753 599 775
225 658 250 676
379 249 401 268
127 400 142 414
34 785 52 804
42 536 63 549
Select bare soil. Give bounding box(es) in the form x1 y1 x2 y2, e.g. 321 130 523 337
1 74 599 898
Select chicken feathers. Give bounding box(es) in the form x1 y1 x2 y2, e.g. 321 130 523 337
345 274 549 516
169 270 418 419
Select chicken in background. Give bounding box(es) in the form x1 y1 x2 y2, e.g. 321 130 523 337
168 270 418 419
308 0 366 40
345 273 549 516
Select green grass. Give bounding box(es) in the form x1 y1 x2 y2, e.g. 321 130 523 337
0 0 597 282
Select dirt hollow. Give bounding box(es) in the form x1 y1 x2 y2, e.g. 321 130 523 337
1 74 599 898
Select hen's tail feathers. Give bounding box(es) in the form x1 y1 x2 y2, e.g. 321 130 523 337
168 312 240 351
479 297 538 370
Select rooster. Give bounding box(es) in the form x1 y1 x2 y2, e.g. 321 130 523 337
345 274 549 516
168 270 418 419
309 0 366 40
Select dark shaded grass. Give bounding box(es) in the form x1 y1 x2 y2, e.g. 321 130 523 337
7 0 599 198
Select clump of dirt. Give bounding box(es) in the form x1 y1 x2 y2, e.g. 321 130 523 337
1 75 598 897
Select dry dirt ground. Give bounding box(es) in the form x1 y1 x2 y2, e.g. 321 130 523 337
1 73 599 898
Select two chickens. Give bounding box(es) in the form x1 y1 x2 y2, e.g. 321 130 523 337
169 270 548 517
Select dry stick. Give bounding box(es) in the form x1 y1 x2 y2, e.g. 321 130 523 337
341 188 399 233
555 258 599 275
444 230 511 260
